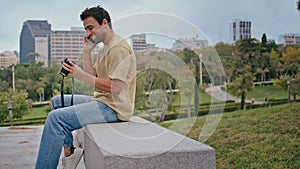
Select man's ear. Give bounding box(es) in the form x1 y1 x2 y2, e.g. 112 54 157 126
102 19 108 25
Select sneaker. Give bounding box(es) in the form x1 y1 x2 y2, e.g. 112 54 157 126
62 148 84 169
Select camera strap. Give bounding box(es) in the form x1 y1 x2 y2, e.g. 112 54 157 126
60 76 75 107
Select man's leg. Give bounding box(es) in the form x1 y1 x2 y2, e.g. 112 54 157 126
35 99 120 169
61 100 120 169
51 95 93 110
35 106 82 169
51 94 93 156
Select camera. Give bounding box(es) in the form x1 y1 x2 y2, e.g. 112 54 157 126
60 58 75 77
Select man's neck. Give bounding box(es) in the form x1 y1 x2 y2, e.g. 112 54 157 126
103 31 115 45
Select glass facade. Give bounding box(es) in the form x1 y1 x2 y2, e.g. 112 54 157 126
19 20 51 66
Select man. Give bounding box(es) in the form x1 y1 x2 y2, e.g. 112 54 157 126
35 5 136 169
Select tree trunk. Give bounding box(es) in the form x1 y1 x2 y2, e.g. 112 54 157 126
293 95 297 103
241 91 246 110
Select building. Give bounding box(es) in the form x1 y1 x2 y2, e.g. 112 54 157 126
131 34 147 52
230 19 252 42
51 27 84 63
20 21 101 66
172 36 208 51
0 52 18 70
19 20 51 66
51 27 100 64
279 33 300 45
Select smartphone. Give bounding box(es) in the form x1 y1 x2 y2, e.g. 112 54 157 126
87 35 96 44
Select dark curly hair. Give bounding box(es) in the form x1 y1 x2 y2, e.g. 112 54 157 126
80 5 112 29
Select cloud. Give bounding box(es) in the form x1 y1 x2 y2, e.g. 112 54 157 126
1 0 300 52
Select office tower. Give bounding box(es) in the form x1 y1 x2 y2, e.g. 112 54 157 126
51 27 100 64
19 20 51 66
131 34 147 52
230 19 252 42
51 27 85 63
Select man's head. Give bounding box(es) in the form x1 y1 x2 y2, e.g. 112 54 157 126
80 6 112 29
80 6 114 44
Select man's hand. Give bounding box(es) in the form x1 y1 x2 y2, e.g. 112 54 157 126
83 35 97 53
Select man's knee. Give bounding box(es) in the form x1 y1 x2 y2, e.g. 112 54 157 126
47 110 59 122
51 95 63 109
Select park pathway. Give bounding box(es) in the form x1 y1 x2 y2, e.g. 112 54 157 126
0 126 85 169
205 85 264 104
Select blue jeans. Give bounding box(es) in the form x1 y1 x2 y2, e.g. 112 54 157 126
35 95 121 169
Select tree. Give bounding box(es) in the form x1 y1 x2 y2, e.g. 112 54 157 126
227 69 254 109
261 33 268 53
0 91 31 123
270 48 283 78
290 74 300 102
298 0 300 12
235 38 261 74
214 42 235 56
226 38 258 109
282 46 299 75
174 48 200 84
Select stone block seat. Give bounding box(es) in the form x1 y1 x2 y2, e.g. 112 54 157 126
83 116 215 169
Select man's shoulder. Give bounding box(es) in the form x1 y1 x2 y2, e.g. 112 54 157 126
109 36 133 55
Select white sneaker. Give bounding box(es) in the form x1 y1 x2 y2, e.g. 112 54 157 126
62 148 84 169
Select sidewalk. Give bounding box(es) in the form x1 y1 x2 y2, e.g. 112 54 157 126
205 85 264 104
0 126 85 169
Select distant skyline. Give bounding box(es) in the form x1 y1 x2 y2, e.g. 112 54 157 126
0 0 300 52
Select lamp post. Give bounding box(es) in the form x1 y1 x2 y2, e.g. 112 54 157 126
12 65 15 93
199 53 203 86
4 100 14 126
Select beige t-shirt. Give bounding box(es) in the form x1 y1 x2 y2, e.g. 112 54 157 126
93 35 136 121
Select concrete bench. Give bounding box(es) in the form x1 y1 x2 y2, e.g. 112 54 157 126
83 116 215 169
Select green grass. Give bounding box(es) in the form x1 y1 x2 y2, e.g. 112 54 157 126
0 105 49 126
247 85 288 101
172 92 221 106
23 105 48 119
160 103 300 168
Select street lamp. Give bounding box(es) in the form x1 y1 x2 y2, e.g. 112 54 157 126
12 64 15 93
199 53 203 86
4 100 14 126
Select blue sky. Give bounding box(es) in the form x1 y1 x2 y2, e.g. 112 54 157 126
0 0 300 52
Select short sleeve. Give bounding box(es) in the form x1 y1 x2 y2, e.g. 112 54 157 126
107 46 132 82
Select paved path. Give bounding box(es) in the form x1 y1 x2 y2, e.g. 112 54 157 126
205 85 264 104
0 126 85 169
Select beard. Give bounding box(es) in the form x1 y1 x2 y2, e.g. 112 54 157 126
92 26 106 44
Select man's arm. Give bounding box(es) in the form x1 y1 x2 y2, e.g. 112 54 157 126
82 36 97 76
83 50 96 76
62 60 125 95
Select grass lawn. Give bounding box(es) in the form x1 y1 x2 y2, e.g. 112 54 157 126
23 105 48 119
0 105 50 126
172 92 221 106
247 85 288 101
160 103 300 168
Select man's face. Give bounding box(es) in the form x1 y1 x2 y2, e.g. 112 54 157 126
83 16 105 44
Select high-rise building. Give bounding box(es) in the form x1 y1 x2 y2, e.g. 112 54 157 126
279 33 300 45
19 20 51 66
230 19 251 42
131 34 147 52
51 27 85 63
51 27 100 64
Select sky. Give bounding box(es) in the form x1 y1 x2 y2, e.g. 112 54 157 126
0 0 300 52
